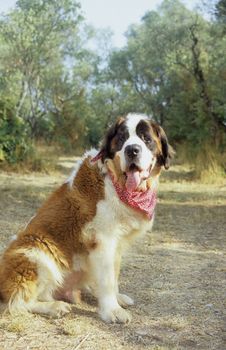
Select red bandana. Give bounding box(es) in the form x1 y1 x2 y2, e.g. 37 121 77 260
91 152 157 220
91 151 102 163
109 172 157 220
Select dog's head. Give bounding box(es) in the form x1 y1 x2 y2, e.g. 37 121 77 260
100 113 173 191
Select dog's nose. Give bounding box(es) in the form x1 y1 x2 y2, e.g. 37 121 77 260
125 144 141 159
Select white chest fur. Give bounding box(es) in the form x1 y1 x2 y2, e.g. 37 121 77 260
82 175 153 244
79 175 154 323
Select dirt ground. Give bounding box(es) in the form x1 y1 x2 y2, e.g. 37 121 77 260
0 157 225 350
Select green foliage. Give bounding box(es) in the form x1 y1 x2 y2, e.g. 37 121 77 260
106 0 226 177
51 92 89 152
215 0 226 21
0 105 32 164
0 0 225 180
0 0 95 156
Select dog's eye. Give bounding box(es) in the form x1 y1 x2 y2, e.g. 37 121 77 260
118 133 125 142
143 135 152 143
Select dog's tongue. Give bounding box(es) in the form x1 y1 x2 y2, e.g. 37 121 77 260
125 171 141 191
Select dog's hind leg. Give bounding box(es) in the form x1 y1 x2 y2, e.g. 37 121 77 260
0 251 71 317
29 300 71 317
0 252 38 314
8 286 71 317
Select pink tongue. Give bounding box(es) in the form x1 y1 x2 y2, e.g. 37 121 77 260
125 171 141 191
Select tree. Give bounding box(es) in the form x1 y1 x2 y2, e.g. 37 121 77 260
105 0 226 177
215 0 226 21
0 0 83 136
0 0 101 152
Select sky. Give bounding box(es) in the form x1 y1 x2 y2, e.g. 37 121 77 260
0 0 201 47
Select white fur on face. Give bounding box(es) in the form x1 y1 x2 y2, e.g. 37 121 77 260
117 114 155 172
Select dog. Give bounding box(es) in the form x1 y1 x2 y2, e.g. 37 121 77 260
0 113 172 323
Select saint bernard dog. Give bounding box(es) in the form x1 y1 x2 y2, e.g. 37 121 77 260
0 113 173 323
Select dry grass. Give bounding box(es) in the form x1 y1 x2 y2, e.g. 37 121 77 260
176 143 226 184
0 158 226 349
0 142 84 174
193 146 225 184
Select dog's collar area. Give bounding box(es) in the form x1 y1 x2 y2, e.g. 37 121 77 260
90 151 103 163
91 152 157 219
109 171 157 220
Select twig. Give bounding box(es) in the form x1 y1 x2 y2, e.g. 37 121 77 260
73 333 90 350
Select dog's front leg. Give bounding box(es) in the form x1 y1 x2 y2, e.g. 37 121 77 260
115 249 134 308
88 238 131 324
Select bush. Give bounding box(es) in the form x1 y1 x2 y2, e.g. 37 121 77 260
0 113 33 164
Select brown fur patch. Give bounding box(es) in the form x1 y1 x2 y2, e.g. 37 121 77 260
150 123 163 155
0 156 105 303
110 117 126 150
0 252 38 302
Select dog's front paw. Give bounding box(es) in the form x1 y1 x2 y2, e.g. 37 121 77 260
117 293 134 308
99 306 131 324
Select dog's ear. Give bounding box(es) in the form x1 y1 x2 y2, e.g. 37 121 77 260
151 122 174 169
100 117 124 161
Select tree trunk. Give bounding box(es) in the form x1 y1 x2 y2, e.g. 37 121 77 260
15 79 28 118
189 24 226 143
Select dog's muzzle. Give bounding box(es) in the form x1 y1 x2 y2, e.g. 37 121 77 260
125 144 141 162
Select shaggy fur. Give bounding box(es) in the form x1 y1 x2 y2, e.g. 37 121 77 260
0 113 172 323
